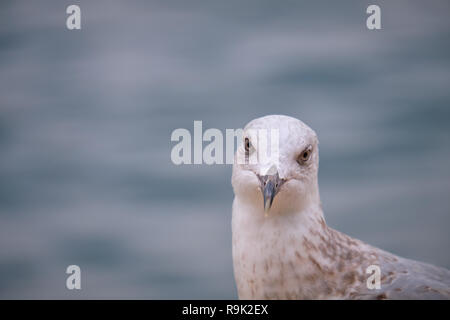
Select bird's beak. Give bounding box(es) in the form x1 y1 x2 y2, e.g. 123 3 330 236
258 173 285 212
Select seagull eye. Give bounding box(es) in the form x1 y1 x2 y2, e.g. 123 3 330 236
298 145 312 164
244 137 252 152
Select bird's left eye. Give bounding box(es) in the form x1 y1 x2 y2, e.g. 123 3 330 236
298 145 312 164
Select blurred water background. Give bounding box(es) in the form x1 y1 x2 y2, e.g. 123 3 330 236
0 0 449 298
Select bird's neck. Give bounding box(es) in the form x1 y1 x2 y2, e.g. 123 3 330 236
232 196 376 299
233 196 333 299
233 191 327 245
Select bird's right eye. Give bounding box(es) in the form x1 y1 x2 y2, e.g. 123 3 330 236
244 137 252 152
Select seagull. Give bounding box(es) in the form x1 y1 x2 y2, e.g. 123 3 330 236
231 115 450 299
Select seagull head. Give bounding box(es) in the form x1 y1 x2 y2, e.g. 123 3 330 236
232 115 320 215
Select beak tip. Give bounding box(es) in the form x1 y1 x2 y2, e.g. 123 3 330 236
263 193 274 212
